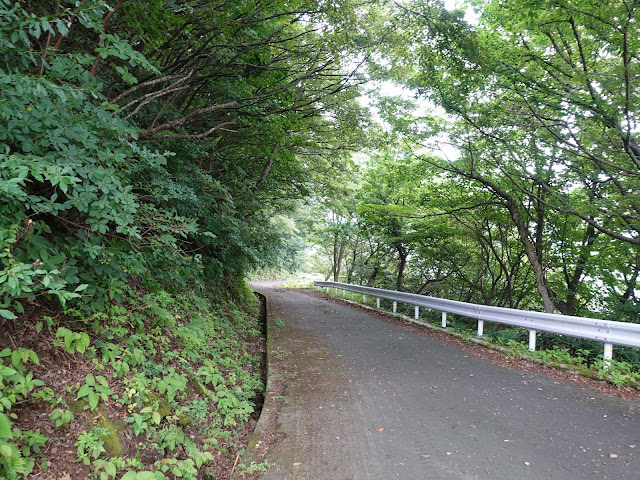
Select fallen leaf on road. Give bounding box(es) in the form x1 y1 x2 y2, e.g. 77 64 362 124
293 462 301 466
377 428 384 432
609 454 618 459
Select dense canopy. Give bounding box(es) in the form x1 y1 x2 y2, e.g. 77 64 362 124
2 0 640 477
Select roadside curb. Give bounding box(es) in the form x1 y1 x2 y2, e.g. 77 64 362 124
231 289 275 479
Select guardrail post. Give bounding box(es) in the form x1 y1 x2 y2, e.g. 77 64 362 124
414 306 419 320
441 312 447 328
529 329 537 351
342 289 345 297
326 287 329 293
477 320 484 336
362 295 366 304
376 298 380 308
334 288 338 295
603 343 613 369
392 301 397 313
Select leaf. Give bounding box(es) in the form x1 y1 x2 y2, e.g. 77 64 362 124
28 350 39 365
77 383 92 399
88 392 99 410
55 327 71 339
135 472 166 480
0 412 13 439
105 462 116 477
75 333 90 354
0 309 17 320
64 333 75 354
151 411 161 425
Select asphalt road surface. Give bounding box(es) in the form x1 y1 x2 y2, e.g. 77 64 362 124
250 283 640 480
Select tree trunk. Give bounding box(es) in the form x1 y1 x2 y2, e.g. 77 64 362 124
345 237 359 284
462 169 557 312
395 242 407 292
366 266 379 287
557 224 598 314
334 238 346 282
504 197 556 312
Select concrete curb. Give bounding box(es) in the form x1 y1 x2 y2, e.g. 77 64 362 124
231 289 274 479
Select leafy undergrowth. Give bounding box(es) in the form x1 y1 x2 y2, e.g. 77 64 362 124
0 290 265 480
493 338 640 388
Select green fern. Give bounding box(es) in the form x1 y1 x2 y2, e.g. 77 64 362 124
0 413 34 479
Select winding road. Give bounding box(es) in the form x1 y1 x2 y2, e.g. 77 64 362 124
247 282 640 480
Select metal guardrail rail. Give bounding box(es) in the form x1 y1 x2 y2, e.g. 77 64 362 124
314 281 640 362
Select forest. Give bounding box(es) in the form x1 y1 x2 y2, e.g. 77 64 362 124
1 0 639 478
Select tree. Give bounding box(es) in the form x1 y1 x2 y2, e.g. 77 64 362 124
369 0 640 313
1 0 373 315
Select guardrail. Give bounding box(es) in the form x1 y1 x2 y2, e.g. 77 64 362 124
314 281 640 363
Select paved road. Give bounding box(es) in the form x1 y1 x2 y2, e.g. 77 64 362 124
250 283 640 480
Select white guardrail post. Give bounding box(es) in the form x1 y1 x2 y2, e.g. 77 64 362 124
414 306 419 320
376 297 380 308
313 281 640 362
529 329 537 351
604 343 613 369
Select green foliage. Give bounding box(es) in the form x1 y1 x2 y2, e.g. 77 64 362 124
0 409 48 479
494 335 640 388
0 0 368 477
237 460 272 476
596 359 640 388
1 290 262 477
0 413 26 480
0 348 44 412
55 328 90 355
151 369 187 404
76 374 113 411
0 0 185 314
93 459 118 480
19 429 47 458
0 0 369 325
75 427 107 466
49 408 74 428
362 0 640 317
119 471 167 480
